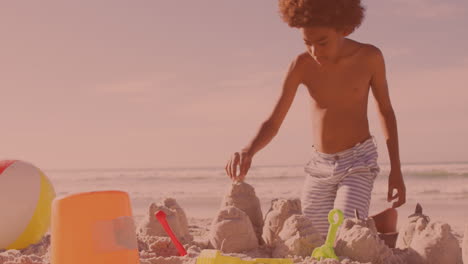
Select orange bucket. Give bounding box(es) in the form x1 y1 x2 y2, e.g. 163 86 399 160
50 190 139 264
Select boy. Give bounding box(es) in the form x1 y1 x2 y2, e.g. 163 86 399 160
225 0 405 237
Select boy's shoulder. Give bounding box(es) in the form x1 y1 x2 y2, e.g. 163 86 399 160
356 42 386 69
338 41 386 64
360 42 385 60
353 42 386 66
292 41 384 68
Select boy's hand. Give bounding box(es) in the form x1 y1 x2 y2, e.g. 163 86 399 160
387 169 406 208
225 151 252 182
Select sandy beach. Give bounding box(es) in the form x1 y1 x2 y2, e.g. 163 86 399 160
1 163 467 264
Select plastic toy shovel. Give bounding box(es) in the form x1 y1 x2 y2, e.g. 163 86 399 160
155 210 187 256
311 208 344 261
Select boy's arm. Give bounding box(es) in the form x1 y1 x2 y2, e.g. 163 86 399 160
241 56 304 157
226 56 303 181
369 46 406 208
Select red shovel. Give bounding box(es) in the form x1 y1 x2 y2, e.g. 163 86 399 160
155 210 187 256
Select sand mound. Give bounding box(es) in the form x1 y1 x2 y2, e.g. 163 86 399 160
463 224 468 264
395 204 462 264
0 234 50 264
335 217 408 264
262 198 302 247
295 257 370 263
272 214 324 258
0 250 46 264
138 198 193 244
137 235 179 257
222 181 264 244
395 205 430 249
140 256 191 264
409 221 462 264
208 206 258 253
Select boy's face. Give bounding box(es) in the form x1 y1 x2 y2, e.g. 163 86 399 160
301 26 348 65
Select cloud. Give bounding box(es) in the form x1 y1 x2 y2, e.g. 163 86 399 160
91 71 178 96
384 47 412 60
367 56 468 119
82 71 183 105
383 0 466 19
170 70 285 124
218 70 282 89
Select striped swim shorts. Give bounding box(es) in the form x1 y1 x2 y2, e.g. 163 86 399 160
301 136 380 238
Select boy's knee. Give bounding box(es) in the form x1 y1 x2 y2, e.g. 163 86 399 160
380 208 398 221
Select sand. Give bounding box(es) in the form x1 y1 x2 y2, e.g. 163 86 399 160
263 198 302 247
273 214 324 258
138 197 193 244
0 216 465 264
0 235 50 264
394 204 463 264
1 187 466 264
209 205 259 253
335 217 409 264
221 181 264 244
464 224 468 264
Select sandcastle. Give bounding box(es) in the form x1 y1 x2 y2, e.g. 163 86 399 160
138 197 193 244
272 214 324 258
408 221 462 264
395 203 430 249
263 198 302 247
221 181 264 244
211 182 327 258
335 216 409 264
332 203 464 264
208 206 259 253
395 204 462 264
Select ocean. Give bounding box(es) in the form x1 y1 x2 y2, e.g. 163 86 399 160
45 162 468 235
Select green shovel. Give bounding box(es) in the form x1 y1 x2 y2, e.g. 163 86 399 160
311 208 344 261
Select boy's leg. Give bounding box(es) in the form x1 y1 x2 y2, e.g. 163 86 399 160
334 169 376 219
333 145 380 219
301 161 338 238
371 208 398 233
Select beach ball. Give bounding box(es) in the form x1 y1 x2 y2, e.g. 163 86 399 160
0 160 56 250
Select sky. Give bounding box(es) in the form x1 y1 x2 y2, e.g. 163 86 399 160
1 0 468 170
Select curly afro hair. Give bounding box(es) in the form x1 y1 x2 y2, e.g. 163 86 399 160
278 0 365 32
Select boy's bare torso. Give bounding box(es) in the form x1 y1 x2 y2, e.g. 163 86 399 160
299 39 374 154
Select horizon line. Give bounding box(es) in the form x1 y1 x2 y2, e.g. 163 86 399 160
43 160 468 172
